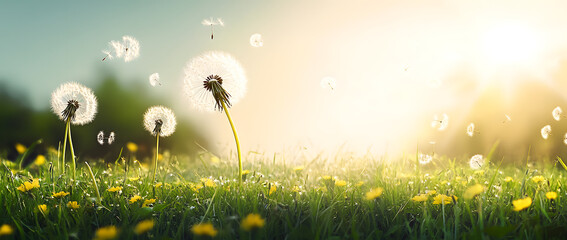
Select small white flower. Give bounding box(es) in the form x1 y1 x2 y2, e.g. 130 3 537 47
541 125 551 139
108 132 115 144
431 114 449 131
469 154 484 170
320 77 337 92
97 131 105 145
50 82 97 125
467 123 475 137
250 34 264 47
418 153 433 165
149 73 161 87
183 51 247 112
143 106 177 137
553 106 562 121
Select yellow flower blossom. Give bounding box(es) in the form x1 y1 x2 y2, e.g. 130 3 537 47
107 186 122 193
321 175 332 180
126 142 138 152
17 178 40 192
0 224 14 236
291 186 300 192
269 185 277 195
335 180 347 187
241 170 251 176
142 199 156 207
34 155 46 166
241 213 265 231
67 201 80 209
365 187 384 200
546 191 558 200
52 191 70 198
94 225 118 240
129 195 142 204
355 181 365 187
154 183 163 188
532 176 545 184
433 194 457 205
512 197 532 211
38 204 48 214
201 178 216 187
411 194 428 202
191 222 218 237
463 184 484 200
293 166 304 172
15 143 26 154
504 176 513 182
134 219 154 235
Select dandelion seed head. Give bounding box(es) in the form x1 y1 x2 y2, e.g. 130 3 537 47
418 153 433 165
51 82 97 125
320 77 337 92
122 36 140 62
143 106 177 137
97 131 105 145
149 73 161 87
467 123 475 137
553 106 562 121
541 125 551 139
469 154 484 170
183 51 247 112
250 33 264 47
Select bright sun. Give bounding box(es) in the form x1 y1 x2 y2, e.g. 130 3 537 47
481 22 541 66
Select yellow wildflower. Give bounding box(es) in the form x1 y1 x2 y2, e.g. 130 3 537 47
241 213 265 231
191 222 218 237
546 191 558 200
94 225 118 240
293 166 304 172
0 224 14 236
241 170 251 176
355 181 365 187
38 204 48 214
365 187 384 200
504 176 513 182
142 199 156 207
15 143 26 154
34 155 46 166
512 197 532 211
52 191 70 198
433 194 457 205
126 142 138 152
411 194 428 202
107 186 122 193
463 184 484 200
67 201 80 209
321 175 332 180
532 176 545 184
17 178 40 192
335 180 347 187
155 182 163 188
269 185 277 195
129 195 142 204
134 219 154 235
201 178 216 187
291 186 300 192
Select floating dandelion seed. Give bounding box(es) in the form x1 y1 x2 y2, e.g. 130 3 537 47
553 106 562 121
143 106 176 183
467 123 475 137
202 18 224 39
51 82 97 181
564 133 567 145
101 50 113 61
108 132 115 144
418 153 433 165
541 125 551 139
97 131 116 145
250 33 264 47
184 51 247 183
97 131 105 145
149 73 161 86
102 40 124 61
431 114 449 131
320 77 337 92
502 114 512 123
469 154 484 170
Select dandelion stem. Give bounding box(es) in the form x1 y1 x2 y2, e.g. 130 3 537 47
152 131 160 183
85 162 102 204
67 122 77 182
62 118 70 175
221 101 242 184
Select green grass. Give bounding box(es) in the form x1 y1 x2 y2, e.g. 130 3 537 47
2 148 567 239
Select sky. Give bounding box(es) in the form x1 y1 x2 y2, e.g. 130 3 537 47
3 1 567 159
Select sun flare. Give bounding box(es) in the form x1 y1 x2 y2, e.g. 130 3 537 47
481 22 542 66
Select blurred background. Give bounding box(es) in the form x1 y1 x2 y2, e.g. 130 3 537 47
3 1 567 164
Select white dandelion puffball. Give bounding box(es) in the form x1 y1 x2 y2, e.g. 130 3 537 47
469 154 484 170
51 82 97 125
143 106 177 137
320 77 337 91
553 106 562 121
418 153 433 165
122 36 140 62
97 131 105 145
541 125 551 139
149 73 161 87
250 34 264 47
108 132 115 144
467 123 475 137
431 114 449 131
183 51 247 112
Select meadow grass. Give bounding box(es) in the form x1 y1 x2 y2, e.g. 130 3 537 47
2 148 567 239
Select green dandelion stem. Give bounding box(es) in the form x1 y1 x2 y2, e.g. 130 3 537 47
67 122 77 181
62 118 70 174
85 161 102 204
221 101 242 184
152 131 160 183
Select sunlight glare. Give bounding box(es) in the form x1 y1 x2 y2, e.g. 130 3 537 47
481 22 541 66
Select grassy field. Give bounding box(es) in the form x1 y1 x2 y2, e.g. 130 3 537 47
2 145 567 240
